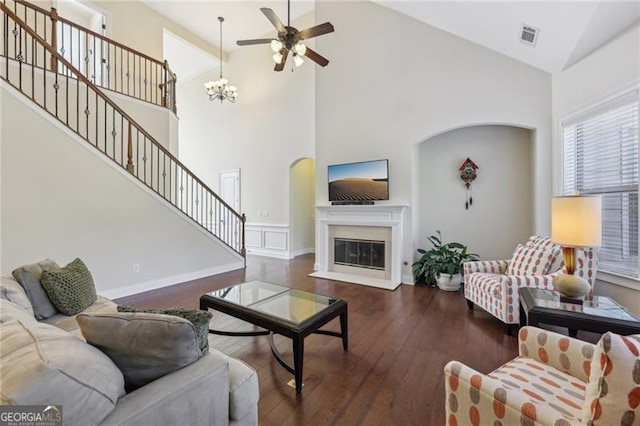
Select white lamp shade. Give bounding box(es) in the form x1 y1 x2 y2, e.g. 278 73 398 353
551 195 602 247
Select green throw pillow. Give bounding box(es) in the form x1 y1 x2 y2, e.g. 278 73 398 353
117 306 212 355
41 258 97 316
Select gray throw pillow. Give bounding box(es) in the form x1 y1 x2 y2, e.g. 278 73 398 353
117 306 212 355
76 312 202 392
41 258 97 316
11 259 61 319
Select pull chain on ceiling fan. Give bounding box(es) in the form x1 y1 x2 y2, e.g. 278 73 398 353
236 0 334 72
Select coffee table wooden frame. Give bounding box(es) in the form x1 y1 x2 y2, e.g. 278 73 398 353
200 286 348 393
519 287 640 336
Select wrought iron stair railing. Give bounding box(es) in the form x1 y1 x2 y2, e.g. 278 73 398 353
1 3 245 259
3 0 176 112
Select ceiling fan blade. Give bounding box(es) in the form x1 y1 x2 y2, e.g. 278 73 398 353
261 8 286 34
236 38 272 46
298 22 334 40
304 47 329 67
274 49 289 72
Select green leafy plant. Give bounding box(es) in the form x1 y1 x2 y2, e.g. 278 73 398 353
412 230 479 285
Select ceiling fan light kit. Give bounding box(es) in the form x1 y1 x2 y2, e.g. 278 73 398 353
205 17 238 103
237 0 334 72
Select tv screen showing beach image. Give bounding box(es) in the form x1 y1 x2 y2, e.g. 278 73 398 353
328 159 389 201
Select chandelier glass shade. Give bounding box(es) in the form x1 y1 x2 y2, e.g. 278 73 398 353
271 38 307 68
204 17 238 103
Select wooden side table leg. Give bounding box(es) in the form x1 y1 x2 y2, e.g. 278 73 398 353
293 336 304 393
340 309 349 350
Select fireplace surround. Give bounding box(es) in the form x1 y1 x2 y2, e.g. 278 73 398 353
311 205 407 290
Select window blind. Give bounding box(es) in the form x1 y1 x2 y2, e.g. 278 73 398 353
561 90 639 278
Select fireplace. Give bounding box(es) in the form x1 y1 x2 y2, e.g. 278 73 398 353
311 205 406 290
334 238 385 270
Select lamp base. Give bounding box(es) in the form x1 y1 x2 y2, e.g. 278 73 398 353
552 274 590 298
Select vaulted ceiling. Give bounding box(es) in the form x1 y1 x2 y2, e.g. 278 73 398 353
142 0 640 78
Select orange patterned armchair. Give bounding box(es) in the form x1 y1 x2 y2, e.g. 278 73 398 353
444 326 640 425
464 236 597 334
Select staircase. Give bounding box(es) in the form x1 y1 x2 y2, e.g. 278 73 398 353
0 0 246 260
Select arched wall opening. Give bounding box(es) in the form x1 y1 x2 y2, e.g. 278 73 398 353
413 124 535 262
289 157 316 257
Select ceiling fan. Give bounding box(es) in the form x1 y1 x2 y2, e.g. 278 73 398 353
236 0 334 72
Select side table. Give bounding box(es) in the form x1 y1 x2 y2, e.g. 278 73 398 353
519 287 640 336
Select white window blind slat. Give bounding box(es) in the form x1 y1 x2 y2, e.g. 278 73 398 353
561 89 639 279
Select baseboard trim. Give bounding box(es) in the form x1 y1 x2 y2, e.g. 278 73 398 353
102 261 245 300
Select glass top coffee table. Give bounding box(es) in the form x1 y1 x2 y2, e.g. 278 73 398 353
519 287 640 336
199 280 348 393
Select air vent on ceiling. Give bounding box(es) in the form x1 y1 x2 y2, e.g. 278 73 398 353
519 24 539 47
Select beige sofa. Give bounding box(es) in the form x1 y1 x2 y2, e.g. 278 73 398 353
0 275 259 426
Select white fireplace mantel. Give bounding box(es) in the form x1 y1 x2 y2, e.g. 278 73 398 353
310 204 407 290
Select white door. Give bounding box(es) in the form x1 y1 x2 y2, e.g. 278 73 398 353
219 169 241 249
220 169 240 211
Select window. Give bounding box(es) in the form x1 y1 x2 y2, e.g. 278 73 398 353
561 90 639 279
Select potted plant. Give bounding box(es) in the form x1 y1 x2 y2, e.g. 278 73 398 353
412 231 479 291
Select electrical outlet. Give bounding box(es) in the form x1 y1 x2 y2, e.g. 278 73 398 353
263 211 269 217
132 264 140 273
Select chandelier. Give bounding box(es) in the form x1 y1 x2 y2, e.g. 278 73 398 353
204 17 238 103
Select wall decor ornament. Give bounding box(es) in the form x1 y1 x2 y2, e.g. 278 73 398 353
459 158 478 210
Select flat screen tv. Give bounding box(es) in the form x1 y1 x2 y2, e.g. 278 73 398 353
328 159 389 203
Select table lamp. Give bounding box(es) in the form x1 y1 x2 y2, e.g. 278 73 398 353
551 195 602 298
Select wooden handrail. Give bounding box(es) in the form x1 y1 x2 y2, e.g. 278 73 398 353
1 3 243 238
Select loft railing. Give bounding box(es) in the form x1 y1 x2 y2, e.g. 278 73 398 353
2 0 177 113
1 3 245 259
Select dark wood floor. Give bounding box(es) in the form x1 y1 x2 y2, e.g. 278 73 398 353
115 254 519 425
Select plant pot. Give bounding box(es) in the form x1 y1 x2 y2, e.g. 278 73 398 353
436 273 462 291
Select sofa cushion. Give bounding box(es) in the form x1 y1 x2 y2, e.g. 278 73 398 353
11 259 60 319
0 299 38 324
489 355 586 423
505 244 553 276
41 258 97 316
42 297 118 338
77 312 203 392
526 236 563 273
0 276 34 317
0 319 125 425
582 332 640 424
117 305 213 355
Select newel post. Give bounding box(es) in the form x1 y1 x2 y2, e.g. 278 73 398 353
241 213 246 262
126 122 134 173
49 8 59 72
161 60 169 108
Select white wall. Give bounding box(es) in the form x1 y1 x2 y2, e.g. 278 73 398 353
551 23 640 314
1 83 243 299
418 125 533 260
314 1 552 280
106 90 179 153
91 1 217 63
177 12 316 226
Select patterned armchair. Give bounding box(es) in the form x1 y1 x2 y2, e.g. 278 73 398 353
444 326 640 425
464 236 597 334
